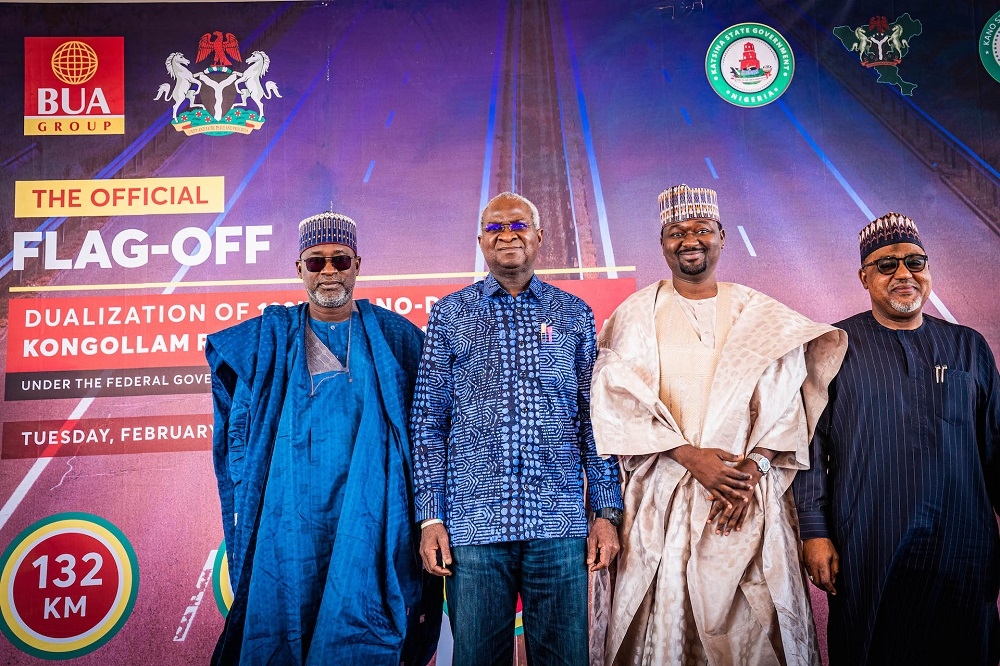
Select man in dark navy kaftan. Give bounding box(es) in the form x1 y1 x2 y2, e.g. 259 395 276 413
793 213 1000 665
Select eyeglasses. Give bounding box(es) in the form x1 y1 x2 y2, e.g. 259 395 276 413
483 220 531 233
299 255 357 272
862 253 928 276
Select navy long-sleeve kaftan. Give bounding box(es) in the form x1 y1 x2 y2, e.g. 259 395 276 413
794 311 1000 666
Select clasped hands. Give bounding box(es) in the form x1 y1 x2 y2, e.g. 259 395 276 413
668 445 763 536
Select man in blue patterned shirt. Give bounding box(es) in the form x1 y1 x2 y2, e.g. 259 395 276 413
411 192 623 666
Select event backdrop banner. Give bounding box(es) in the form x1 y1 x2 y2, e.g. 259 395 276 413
1 0 999 663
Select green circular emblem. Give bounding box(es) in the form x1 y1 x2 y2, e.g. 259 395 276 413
706 23 794 107
212 540 233 618
0 512 139 660
980 11 1000 83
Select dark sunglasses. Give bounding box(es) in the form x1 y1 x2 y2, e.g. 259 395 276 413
862 253 928 276
299 255 357 272
483 221 530 233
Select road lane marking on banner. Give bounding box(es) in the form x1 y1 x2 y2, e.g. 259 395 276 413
777 99 957 324
737 226 757 257
562 0 617 277
928 292 956 322
549 9 585 277
173 550 216 642
11 266 637 293
705 157 719 179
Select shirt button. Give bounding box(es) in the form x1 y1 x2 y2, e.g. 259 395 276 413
519 371 526 378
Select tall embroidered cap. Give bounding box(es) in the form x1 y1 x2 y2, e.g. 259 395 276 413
858 212 922 262
658 184 721 228
298 212 357 255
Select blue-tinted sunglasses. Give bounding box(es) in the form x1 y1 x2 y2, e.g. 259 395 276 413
483 221 531 233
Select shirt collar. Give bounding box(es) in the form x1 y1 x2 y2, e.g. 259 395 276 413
482 273 544 299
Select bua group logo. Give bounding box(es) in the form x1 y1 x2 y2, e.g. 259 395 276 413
24 37 125 135
155 31 282 137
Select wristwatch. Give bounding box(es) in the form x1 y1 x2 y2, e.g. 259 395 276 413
596 507 623 527
746 452 771 475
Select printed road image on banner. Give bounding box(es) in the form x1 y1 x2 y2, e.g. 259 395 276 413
1 0 999 663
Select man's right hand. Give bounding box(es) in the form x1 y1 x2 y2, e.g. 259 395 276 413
802 537 839 595
419 522 452 577
669 445 753 507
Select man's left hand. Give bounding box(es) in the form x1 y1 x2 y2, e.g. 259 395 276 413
587 517 620 571
708 460 761 535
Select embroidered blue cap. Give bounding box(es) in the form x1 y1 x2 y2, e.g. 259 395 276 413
859 212 922 262
298 212 357 255
658 184 721 228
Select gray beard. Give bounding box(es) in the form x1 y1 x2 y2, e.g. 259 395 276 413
308 284 352 309
889 295 923 313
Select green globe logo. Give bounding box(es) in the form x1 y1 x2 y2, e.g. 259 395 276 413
50 41 99 85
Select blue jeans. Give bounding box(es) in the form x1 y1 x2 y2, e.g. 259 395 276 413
446 538 588 666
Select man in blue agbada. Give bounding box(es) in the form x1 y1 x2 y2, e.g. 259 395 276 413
206 212 442 665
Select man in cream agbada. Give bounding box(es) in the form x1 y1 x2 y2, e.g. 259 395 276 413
591 185 846 665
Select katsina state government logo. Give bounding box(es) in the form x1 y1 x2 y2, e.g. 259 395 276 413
155 31 281 136
706 23 794 108
833 14 922 96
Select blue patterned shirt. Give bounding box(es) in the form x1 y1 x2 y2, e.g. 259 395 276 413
410 274 622 547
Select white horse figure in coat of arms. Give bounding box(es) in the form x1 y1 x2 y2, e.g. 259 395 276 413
154 52 206 121
233 51 282 120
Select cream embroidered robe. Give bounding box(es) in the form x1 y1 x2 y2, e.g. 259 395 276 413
591 282 847 666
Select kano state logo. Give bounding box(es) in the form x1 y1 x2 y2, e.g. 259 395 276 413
706 23 794 108
155 31 281 136
833 14 922 95
980 10 1000 84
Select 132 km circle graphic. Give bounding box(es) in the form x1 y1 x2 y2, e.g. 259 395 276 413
0 512 139 659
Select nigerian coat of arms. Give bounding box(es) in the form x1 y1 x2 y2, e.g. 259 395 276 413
154 31 281 136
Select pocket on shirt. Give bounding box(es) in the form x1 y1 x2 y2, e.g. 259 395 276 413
537 328 580 393
934 368 974 427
